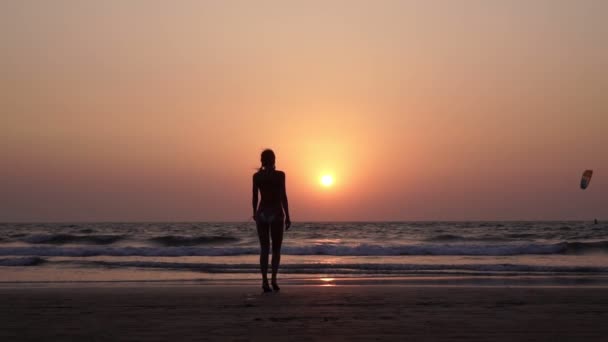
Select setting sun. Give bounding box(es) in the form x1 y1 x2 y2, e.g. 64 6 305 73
320 175 335 187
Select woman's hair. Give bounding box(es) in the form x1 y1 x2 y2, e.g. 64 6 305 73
260 149 276 171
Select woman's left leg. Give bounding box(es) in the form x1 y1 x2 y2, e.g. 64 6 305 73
270 219 284 287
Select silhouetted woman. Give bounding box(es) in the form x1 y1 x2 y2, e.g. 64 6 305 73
252 149 291 292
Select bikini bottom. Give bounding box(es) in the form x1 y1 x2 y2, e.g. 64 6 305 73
257 207 284 224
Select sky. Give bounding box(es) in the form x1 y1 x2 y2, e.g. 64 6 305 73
1 0 607 222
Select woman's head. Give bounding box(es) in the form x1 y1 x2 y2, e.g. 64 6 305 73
260 149 276 170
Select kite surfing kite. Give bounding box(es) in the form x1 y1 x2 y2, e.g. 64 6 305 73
580 170 593 190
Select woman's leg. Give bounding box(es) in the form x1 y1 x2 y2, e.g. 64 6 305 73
270 219 284 285
256 221 270 286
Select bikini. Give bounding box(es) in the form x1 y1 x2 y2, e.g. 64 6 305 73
257 206 284 224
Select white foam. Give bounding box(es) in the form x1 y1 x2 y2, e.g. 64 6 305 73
0 242 569 257
76 260 608 274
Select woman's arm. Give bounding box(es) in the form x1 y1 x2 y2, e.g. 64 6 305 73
252 174 258 219
281 172 291 229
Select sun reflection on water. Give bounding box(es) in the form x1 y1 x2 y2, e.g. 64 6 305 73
319 277 336 286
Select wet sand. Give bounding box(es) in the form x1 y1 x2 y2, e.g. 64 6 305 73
1 285 608 341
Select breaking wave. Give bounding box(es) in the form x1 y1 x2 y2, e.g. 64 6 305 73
0 241 606 257
149 235 239 246
22 234 125 245
72 260 608 274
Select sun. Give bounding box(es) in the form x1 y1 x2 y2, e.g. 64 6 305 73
320 174 334 187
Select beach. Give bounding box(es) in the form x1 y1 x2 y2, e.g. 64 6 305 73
2 222 608 340
2 284 608 341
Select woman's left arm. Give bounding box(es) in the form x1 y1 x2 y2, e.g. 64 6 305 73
252 174 259 220
281 172 291 230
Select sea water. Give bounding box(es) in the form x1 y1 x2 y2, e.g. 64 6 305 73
1 221 607 285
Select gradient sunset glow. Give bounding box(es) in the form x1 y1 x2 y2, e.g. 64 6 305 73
1 1 607 221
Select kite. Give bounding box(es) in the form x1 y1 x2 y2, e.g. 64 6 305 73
581 170 593 190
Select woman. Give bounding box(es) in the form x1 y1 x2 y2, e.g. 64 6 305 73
252 149 291 292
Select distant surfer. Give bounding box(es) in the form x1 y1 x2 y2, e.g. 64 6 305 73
252 149 291 292
594 219 598 225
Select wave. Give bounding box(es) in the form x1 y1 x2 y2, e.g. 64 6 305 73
72 260 608 274
9 233 27 238
0 257 45 266
21 234 125 245
0 241 607 257
425 233 541 242
149 235 239 246
505 233 538 239
0 246 256 257
287 243 567 256
564 241 608 254
425 234 465 242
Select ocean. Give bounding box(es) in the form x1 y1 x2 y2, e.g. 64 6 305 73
1 221 607 285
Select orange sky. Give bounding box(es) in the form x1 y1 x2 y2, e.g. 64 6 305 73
1 1 607 221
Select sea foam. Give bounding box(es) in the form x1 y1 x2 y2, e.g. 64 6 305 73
0 241 605 257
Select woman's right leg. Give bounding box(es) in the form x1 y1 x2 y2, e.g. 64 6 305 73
256 221 270 287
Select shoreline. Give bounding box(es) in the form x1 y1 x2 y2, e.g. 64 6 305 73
2 273 608 288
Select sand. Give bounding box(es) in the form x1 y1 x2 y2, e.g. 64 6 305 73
1 285 608 341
